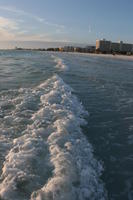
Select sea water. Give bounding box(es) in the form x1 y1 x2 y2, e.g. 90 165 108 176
0 50 133 200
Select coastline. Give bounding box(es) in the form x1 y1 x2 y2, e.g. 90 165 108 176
89 53 133 61
71 52 133 61
1 48 133 61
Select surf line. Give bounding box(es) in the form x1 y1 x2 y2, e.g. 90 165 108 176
0 75 107 200
51 55 69 71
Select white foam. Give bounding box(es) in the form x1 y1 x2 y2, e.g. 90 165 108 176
0 75 107 200
52 55 69 71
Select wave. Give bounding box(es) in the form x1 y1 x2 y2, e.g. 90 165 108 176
51 55 69 71
0 75 107 200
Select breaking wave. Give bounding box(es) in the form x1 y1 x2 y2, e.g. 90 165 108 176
0 75 107 200
51 55 69 71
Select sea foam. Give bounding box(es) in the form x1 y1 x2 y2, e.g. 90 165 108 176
0 75 107 200
51 55 69 71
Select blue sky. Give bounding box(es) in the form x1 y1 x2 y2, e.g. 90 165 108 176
0 0 132 46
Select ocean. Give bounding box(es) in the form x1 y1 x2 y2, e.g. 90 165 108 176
0 50 133 200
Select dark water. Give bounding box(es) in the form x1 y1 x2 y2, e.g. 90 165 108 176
0 50 133 200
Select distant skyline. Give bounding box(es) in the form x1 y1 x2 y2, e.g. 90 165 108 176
0 0 132 48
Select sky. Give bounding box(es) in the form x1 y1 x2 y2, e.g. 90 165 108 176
0 0 132 48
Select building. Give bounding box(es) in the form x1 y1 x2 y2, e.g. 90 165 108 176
74 46 95 53
121 43 132 54
110 42 120 53
132 45 133 53
85 45 95 53
96 39 111 53
59 47 64 52
63 46 74 52
96 39 133 54
74 47 83 52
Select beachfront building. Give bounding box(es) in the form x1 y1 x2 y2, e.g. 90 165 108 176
74 46 95 53
121 43 132 54
96 39 111 53
59 47 64 52
74 47 83 52
96 39 133 54
132 45 133 53
85 45 95 53
63 46 74 52
110 42 120 53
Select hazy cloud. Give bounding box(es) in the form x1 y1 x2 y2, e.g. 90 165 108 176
0 6 44 22
0 6 65 29
0 6 66 42
0 17 18 40
0 27 15 40
0 16 18 30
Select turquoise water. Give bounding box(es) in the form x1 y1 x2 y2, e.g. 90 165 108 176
0 50 133 200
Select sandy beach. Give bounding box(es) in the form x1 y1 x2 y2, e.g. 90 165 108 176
89 53 133 61
71 52 133 61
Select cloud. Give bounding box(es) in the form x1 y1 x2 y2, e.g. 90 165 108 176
0 5 65 29
0 6 43 22
44 21 65 29
0 16 18 30
14 33 52 41
17 30 29 35
0 16 64 42
55 28 66 34
0 6 66 42
0 17 19 40
0 27 15 40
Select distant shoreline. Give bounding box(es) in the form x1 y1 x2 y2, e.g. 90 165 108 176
86 53 133 61
68 52 133 61
0 48 133 61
